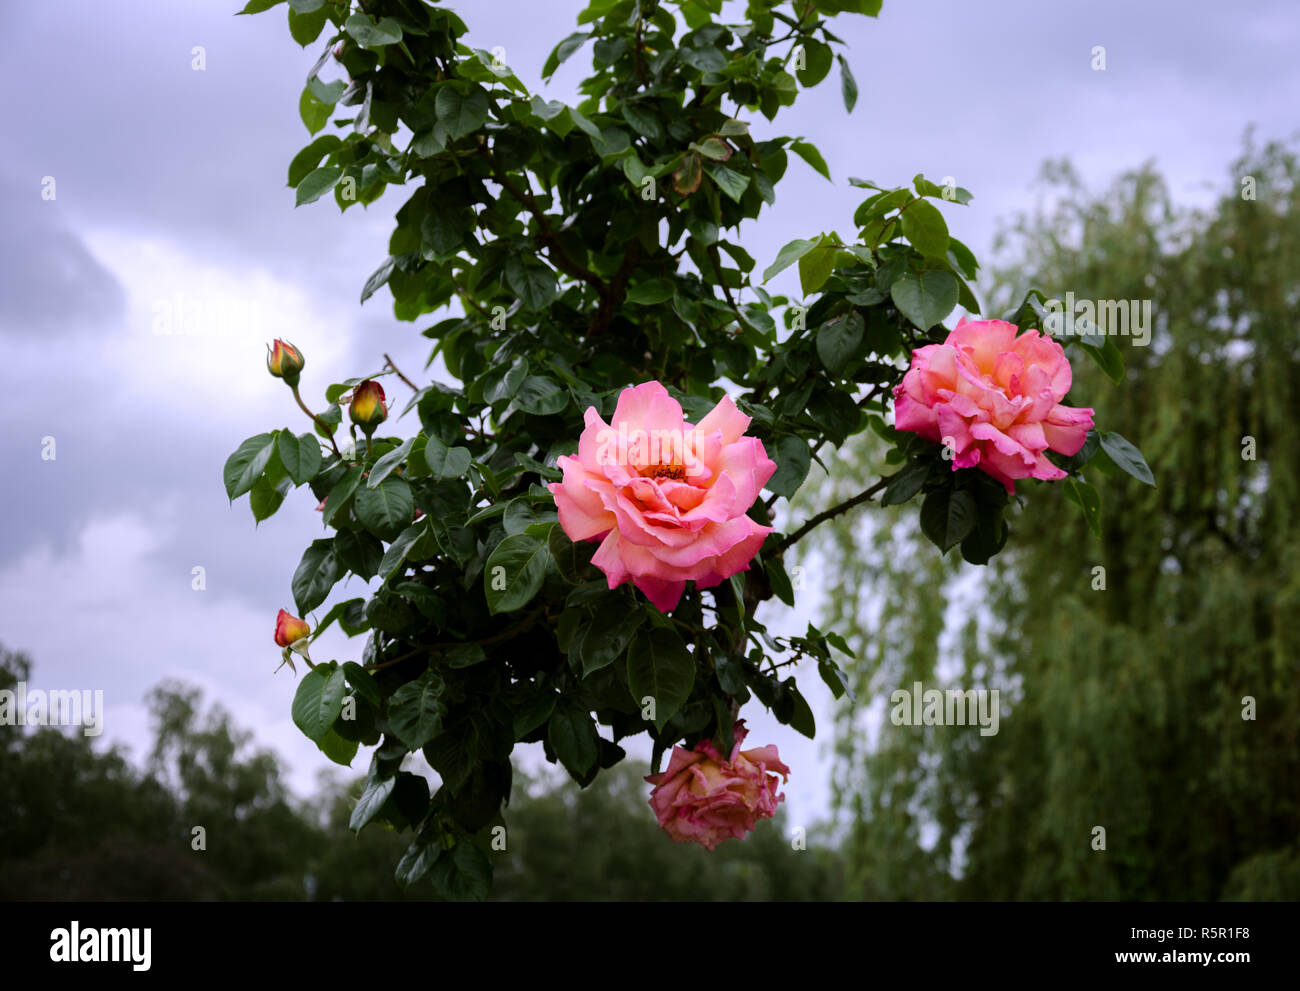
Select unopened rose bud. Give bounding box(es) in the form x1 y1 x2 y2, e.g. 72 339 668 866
267 339 305 387
274 608 311 647
349 380 387 434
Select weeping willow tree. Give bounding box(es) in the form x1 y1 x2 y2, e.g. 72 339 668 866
806 136 1300 900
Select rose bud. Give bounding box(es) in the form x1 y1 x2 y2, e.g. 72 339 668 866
266 339 305 387
273 609 311 647
349 380 388 433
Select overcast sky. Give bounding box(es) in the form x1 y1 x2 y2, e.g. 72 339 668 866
1 0 1295 836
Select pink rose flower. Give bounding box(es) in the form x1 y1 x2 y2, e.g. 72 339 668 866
548 381 777 612
645 721 790 850
892 317 1096 493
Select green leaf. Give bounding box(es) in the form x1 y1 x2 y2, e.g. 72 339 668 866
345 13 403 47
1065 477 1104 537
580 601 646 676
291 538 343 613
367 437 414 488
795 39 833 86
766 435 811 498
430 838 492 902
1079 338 1126 385
342 662 382 707
513 376 569 416
424 436 472 479
288 135 342 187
625 279 676 305
484 534 551 614
504 256 558 310
292 664 347 744
704 162 750 203
223 432 276 500
249 475 287 523
1098 431 1156 487
277 431 322 485
798 241 839 296
837 54 858 112
320 465 363 525
761 238 817 283
436 84 489 140
890 269 958 329
785 680 816 738
626 627 695 730
298 88 331 135
542 31 590 78
238 0 286 13
548 703 599 777
318 725 358 766
920 487 977 553
395 831 441 886
296 165 341 206
360 257 395 303
881 459 931 507
378 521 427 579
355 477 414 539
349 773 396 832
288 6 328 47
790 140 831 181
899 199 950 258
388 668 445 750
816 311 865 376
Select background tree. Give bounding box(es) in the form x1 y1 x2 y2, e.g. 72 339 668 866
816 136 1300 900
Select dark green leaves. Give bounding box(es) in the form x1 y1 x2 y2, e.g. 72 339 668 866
838 54 858 112
542 31 590 78
224 433 276 500
424 436 472 479
387 668 445 750
513 376 569 415
349 773 396 833
484 533 551 613
548 702 600 778
920 487 977 553
766 436 812 498
355 478 414 539
292 538 343 613
505 256 558 310
899 199 950 258
891 269 958 329
626 627 695 730
296 167 341 206
277 431 321 485
1098 431 1156 486
292 664 347 743
435 84 490 140
345 13 402 48
817 312 865 376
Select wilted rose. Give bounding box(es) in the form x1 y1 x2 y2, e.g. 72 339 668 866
644 721 790 851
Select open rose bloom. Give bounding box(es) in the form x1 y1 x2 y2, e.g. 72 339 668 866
548 381 777 612
892 317 1096 493
645 722 790 850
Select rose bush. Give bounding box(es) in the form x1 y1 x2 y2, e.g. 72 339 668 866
227 0 1151 897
